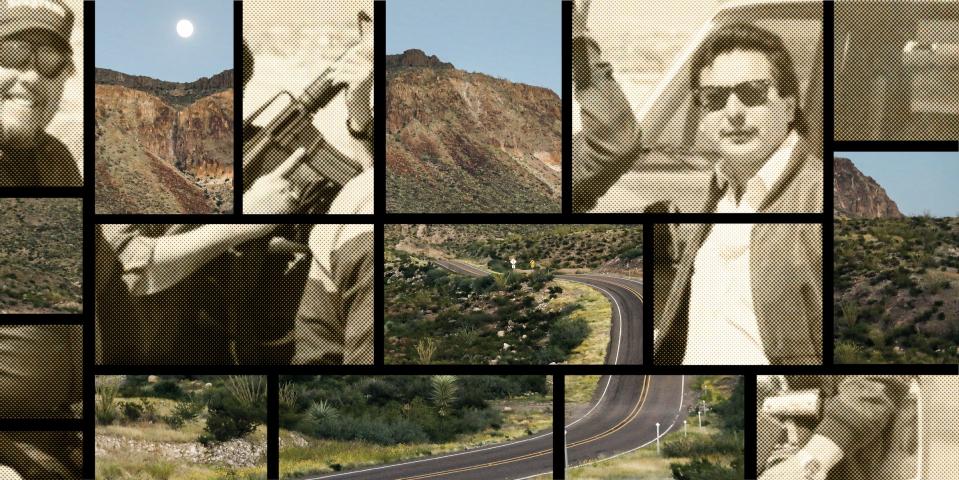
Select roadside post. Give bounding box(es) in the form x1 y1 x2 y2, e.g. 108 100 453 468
564 429 568 477
656 422 660 452
684 420 687 437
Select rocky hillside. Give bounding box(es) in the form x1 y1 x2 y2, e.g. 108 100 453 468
386 50 561 213
95 79 234 214
834 157 903 218
95 68 234 107
834 217 959 364
0 198 82 313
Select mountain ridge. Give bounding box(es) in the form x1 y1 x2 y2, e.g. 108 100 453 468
95 67 234 107
834 157 904 218
387 50 561 213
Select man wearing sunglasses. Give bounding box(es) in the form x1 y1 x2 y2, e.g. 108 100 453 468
0 0 81 186
573 2 821 213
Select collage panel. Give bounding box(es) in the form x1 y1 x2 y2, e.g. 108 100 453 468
0 0 83 187
385 0 561 213
0 431 82 479
653 222 823 365
95 223 372 366
756 375 959 480
278 375 553 479
94 0 234 214
0 324 81 419
384 224 643 365
564 375 742 479
94 375 267 479
834 151 959 364
242 0 373 215
834 0 959 141
0 198 81 314
572 0 823 213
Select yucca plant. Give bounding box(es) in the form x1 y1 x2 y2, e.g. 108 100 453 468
308 399 338 421
224 376 266 407
431 375 458 417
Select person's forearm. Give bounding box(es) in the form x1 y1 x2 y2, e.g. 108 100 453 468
142 225 265 295
572 35 642 211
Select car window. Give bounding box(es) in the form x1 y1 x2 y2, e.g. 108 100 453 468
835 3 959 140
651 18 822 157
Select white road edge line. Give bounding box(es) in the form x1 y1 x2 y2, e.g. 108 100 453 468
568 375 686 472
305 431 555 479
561 278 625 428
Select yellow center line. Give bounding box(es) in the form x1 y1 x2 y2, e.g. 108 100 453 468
573 275 644 302
397 376 652 479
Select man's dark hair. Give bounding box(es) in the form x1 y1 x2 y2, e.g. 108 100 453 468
690 22 807 135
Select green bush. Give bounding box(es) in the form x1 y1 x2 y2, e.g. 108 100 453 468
671 457 742 480
152 380 185 400
200 390 263 444
549 317 589 352
119 401 143 423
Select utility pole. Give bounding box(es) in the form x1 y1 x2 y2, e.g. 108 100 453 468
656 422 661 453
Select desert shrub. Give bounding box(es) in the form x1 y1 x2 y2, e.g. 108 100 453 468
119 401 143 423
151 379 184 400
550 317 589 352
671 457 742 480
200 389 263 444
165 396 204 429
95 377 120 426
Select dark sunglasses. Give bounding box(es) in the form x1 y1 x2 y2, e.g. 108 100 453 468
0 39 69 79
695 79 771 112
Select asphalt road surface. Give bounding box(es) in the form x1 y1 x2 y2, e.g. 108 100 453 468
556 274 644 365
433 259 491 278
565 375 689 471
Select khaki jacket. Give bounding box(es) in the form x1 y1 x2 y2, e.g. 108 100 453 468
653 151 824 365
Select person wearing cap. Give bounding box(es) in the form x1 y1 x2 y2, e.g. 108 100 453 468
0 0 81 186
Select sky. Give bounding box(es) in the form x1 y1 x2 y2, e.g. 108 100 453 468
840 151 959 217
95 0 233 82
387 0 560 95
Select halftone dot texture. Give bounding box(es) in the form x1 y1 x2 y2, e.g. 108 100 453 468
96 224 373 366
572 0 822 213
0 431 82 479
242 0 372 215
756 375 959 480
835 0 959 141
0 325 81 419
653 223 822 365
0 0 82 186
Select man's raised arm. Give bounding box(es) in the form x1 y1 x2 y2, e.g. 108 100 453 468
572 0 643 212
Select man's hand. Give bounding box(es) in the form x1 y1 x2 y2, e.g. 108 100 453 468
329 12 373 135
244 147 307 214
760 434 843 480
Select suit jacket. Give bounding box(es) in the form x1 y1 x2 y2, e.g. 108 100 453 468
653 152 823 365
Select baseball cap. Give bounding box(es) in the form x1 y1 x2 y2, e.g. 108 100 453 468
0 0 73 52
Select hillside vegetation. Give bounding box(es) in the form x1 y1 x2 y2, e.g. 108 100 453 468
0 198 82 313
385 251 589 364
834 217 959 364
279 375 551 478
388 224 643 273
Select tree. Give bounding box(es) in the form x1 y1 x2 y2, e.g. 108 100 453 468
431 375 458 417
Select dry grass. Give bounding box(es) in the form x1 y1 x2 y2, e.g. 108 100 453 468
280 396 552 478
550 280 612 365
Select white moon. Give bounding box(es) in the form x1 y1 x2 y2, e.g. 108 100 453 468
176 19 194 38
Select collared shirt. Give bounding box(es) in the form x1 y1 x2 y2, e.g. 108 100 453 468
713 130 799 213
683 131 798 365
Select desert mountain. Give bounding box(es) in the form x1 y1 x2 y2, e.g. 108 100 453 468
834 157 903 218
95 69 233 214
95 68 234 107
386 50 561 213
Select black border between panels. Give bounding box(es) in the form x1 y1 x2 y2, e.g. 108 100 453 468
562 1 572 215
235 0 244 215
553 374 566 479
822 0 836 369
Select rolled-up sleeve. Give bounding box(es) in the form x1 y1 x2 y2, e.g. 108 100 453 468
572 35 643 212
98 224 160 296
295 224 373 365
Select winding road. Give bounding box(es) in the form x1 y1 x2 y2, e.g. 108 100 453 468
309 260 675 479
